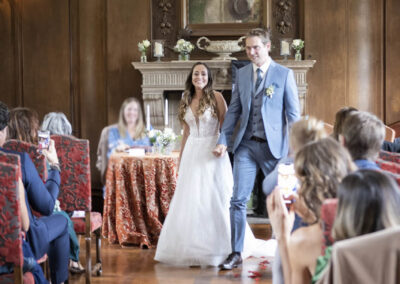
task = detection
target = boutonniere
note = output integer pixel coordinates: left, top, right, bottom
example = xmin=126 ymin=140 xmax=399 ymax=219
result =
xmin=265 ymin=84 xmax=275 ymax=98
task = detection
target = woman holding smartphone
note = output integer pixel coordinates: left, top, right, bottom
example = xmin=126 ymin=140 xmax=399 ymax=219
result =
xmin=267 ymin=137 xmax=356 ymax=284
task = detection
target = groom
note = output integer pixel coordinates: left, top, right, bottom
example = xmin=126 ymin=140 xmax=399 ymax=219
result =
xmin=213 ymin=28 xmax=300 ymax=269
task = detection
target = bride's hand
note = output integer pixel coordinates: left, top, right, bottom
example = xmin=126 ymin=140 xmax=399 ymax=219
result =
xmin=212 ymin=144 xmax=227 ymax=157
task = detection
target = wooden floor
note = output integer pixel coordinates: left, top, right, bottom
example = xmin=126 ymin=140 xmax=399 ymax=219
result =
xmin=69 ymin=224 xmax=273 ymax=284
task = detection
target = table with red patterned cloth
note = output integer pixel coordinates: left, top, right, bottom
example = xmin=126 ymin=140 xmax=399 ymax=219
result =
xmin=102 ymin=152 xmax=179 ymax=248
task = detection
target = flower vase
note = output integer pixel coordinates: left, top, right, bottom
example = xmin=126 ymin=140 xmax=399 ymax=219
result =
xmin=140 ymin=51 xmax=147 ymax=63
xmin=161 ymin=143 xmax=173 ymax=155
xmin=295 ymin=50 xmax=302 ymax=61
xmin=179 ymin=53 xmax=190 ymax=61
xmin=153 ymin=143 xmax=161 ymax=154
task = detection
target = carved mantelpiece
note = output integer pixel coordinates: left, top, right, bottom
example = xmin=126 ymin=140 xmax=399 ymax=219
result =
xmin=132 ymin=60 xmax=315 ymax=129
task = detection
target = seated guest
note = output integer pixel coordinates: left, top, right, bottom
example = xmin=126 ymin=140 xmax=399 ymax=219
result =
xmin=267 ymin=137 xmax=355 ymax=284
xmin=41 ymin=112 xmax=72 ymax=136
xmin=340 ymin=110 xmax=385 ymax=169
xmin=331 ymin=106 xmax=358 ymax=141
xmin=263 ymin=116 xmax=327 ymax=196
xmin=7 ymin=107 xmax=40 ymax=144
xmin=96 ymin=97 xmax=150 ymax=186
xmin=263 ymin=117 xmax=327 ymax=284
xmin=382 ymin=139 xmax=400 ymax=153
xmin=0 ymin=103 xmax=69 ymax=284
xmin=40 ymin=111 xmax=85 ymax=274
xmin=313 ymin=169 xmax=400 ymax=283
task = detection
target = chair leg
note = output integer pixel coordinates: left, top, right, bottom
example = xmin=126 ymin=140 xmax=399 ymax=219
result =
xmin=85 ymin=211 xmax=91 ymax=284
xmin=92 ymin=228 xmax=102 ymax=276
xmin=39 ymin=258 xmax=50 ymax=281
xmin=14 ymin=266 xmax=23 ymax=284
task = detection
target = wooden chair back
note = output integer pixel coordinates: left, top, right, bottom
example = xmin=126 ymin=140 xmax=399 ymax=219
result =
xmin=0 ymin=161 xmax=24 ymax=284
xmin=384 ymin=125 xmax=395 ymax=142
xmin=320 ymin=198 xmax=338 ymax=254
xmin=3 ymin=140 xmax=47 ymax=182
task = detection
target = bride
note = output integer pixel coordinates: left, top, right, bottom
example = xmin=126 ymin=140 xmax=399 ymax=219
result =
xmin=155 ymin=62 xmax=274 ymax=266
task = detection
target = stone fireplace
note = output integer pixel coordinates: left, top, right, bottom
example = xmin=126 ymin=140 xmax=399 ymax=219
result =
xmin=132 ymin=60 xmax=315 ymax=137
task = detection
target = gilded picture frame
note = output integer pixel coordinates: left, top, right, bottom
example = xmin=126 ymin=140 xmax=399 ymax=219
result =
xmin=181 ymin=0 xmax=271 ymax=36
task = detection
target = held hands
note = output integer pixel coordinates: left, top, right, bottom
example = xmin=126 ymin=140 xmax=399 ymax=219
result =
xmin=42 ymin=139 xmax=59 ymax=165
xmin=212 ymin=144 xmax=227 ymax=157
xmin=266 ymin=187 xmax=295 ymax=240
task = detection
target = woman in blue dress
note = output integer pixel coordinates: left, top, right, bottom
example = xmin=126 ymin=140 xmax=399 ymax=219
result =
xmin=97 ymin=97 xmax=150 ymax=194
xmin=107 ymin=97 xmax=150 ymax=156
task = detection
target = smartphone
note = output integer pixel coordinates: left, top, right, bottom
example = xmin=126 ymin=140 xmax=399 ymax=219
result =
xmin=38 ymin=130 xmax=50 ymax=152
xmin=277 ymin=163 xmax=298 ymax=203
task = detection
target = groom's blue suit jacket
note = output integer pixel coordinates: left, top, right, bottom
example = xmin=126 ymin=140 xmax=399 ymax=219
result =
xmin=218 ymin=60 xmax=300 ymax=159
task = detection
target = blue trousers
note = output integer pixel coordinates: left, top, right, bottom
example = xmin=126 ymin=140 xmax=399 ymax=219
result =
xmin=22 ymin=240 xmax=48 ymax=284
xmin=38 ymin=214 xmax=69 ymax=284
xmin=231 ymin=139 xmax=278 ymax=252
xmin=54 ymin=210 xmax=80 ymax=261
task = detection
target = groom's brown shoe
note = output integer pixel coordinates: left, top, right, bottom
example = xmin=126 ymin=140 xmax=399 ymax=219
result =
xmin=219 ymin=252 xmax=242 ymax=270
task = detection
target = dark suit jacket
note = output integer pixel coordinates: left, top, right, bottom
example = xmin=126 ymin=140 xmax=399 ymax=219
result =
xmin=0 ymin=147 xmax=60 ymax=259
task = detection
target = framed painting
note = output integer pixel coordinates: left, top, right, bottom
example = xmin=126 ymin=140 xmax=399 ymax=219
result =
xmin=181 ymin=0 xmax=271 ymax=36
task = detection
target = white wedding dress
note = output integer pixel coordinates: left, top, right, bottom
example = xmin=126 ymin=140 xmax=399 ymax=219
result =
xmin=154 ymin=107 xmax=276 ymax=266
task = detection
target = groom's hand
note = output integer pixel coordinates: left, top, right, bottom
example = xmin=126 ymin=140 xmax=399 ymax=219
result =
xmin=212 ymin=144 xmax=227 ymax=157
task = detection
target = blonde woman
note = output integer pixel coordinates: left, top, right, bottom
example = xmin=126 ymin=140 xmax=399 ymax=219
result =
xmin=96 ymin=97 xmax=150 ymax=187
xmin=107 ymin=97 xmax=150 ymax=155
xmin=267 ymin=137 xmax=356 ymax=284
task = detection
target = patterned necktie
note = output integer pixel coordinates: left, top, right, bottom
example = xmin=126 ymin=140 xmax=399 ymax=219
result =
xmin=255 ymin=68 xmax=262 ymax=91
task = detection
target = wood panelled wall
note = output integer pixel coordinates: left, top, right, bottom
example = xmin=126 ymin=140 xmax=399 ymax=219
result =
xmin=304 ymin=0 xmax=400 ymax=124
xmin=385 ymin=0 xmax=400 ymax=124
xmin=0 ymin=0 xmax=151 ymax=197
xmin=0 ymin=0 xmax=399 ymax=199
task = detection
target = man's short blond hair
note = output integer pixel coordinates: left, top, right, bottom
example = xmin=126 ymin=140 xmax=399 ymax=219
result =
xmin=342 ymin=111 xmax=385 ymax=161
xmin=246 ymin=28 xmax=271 ymax=44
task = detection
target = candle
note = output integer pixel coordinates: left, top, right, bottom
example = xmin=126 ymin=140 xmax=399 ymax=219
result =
xmin=164 ymin=98 xmax=168 ymax=126
xmin=281 ymin=40 xmax=290 ymax=55
xmin=146 ymin=104 xmax=151 ymax=131
xmin=154 ymin=42 xmax=163 ymax=57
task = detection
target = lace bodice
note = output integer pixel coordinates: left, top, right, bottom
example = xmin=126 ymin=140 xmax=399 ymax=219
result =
xmin=184 ymin=107 xmax=219 ymax=138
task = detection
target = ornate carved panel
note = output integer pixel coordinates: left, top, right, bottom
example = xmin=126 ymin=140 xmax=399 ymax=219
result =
xmin=269 ymin=0 xmax=299 ymax=58
xmin=151 ymin=0 xmax=180 ymax=59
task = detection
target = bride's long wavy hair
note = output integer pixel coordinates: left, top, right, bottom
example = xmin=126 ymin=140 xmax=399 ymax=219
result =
xmin=178 ymin=62 xmax=217 ymax=123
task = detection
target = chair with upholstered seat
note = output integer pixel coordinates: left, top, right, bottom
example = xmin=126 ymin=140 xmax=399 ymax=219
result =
xmin=388 ymin=121 xmax=400 ymax=138
xmin=2 ymin=139 xmax=47 ymax=183
xmin=320 ymin=198 xmax=338 ymax=254
xmin=0 ymin=160 xmax=34 ymax=284
xmin=0 ymin=146 xmax=51 ymax=280
xmin=323 ymin=123 xmax=334 ymax=136
xmin=384 ymin=125 xmax=395 ymax=142
xmin=379 ymin=150 xmax=400 ymax=164
xmin=51 ymin=134 xmax=102 ymax=283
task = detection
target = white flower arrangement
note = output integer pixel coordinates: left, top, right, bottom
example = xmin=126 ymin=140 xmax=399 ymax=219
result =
xmin=148 ymin=129 xmax=162 ymax=145
xmin=138 ymin=39 xmax=151 ymax=52
xmin=174 ymin=39 xmax=195 ymax=54
xmin=291 ymin=39 xmax=304 ymax=51
xmin=265 ymin=85 xmax=275 ymax=98
xmin=156 ymin=128 xmax=177 ymax=147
